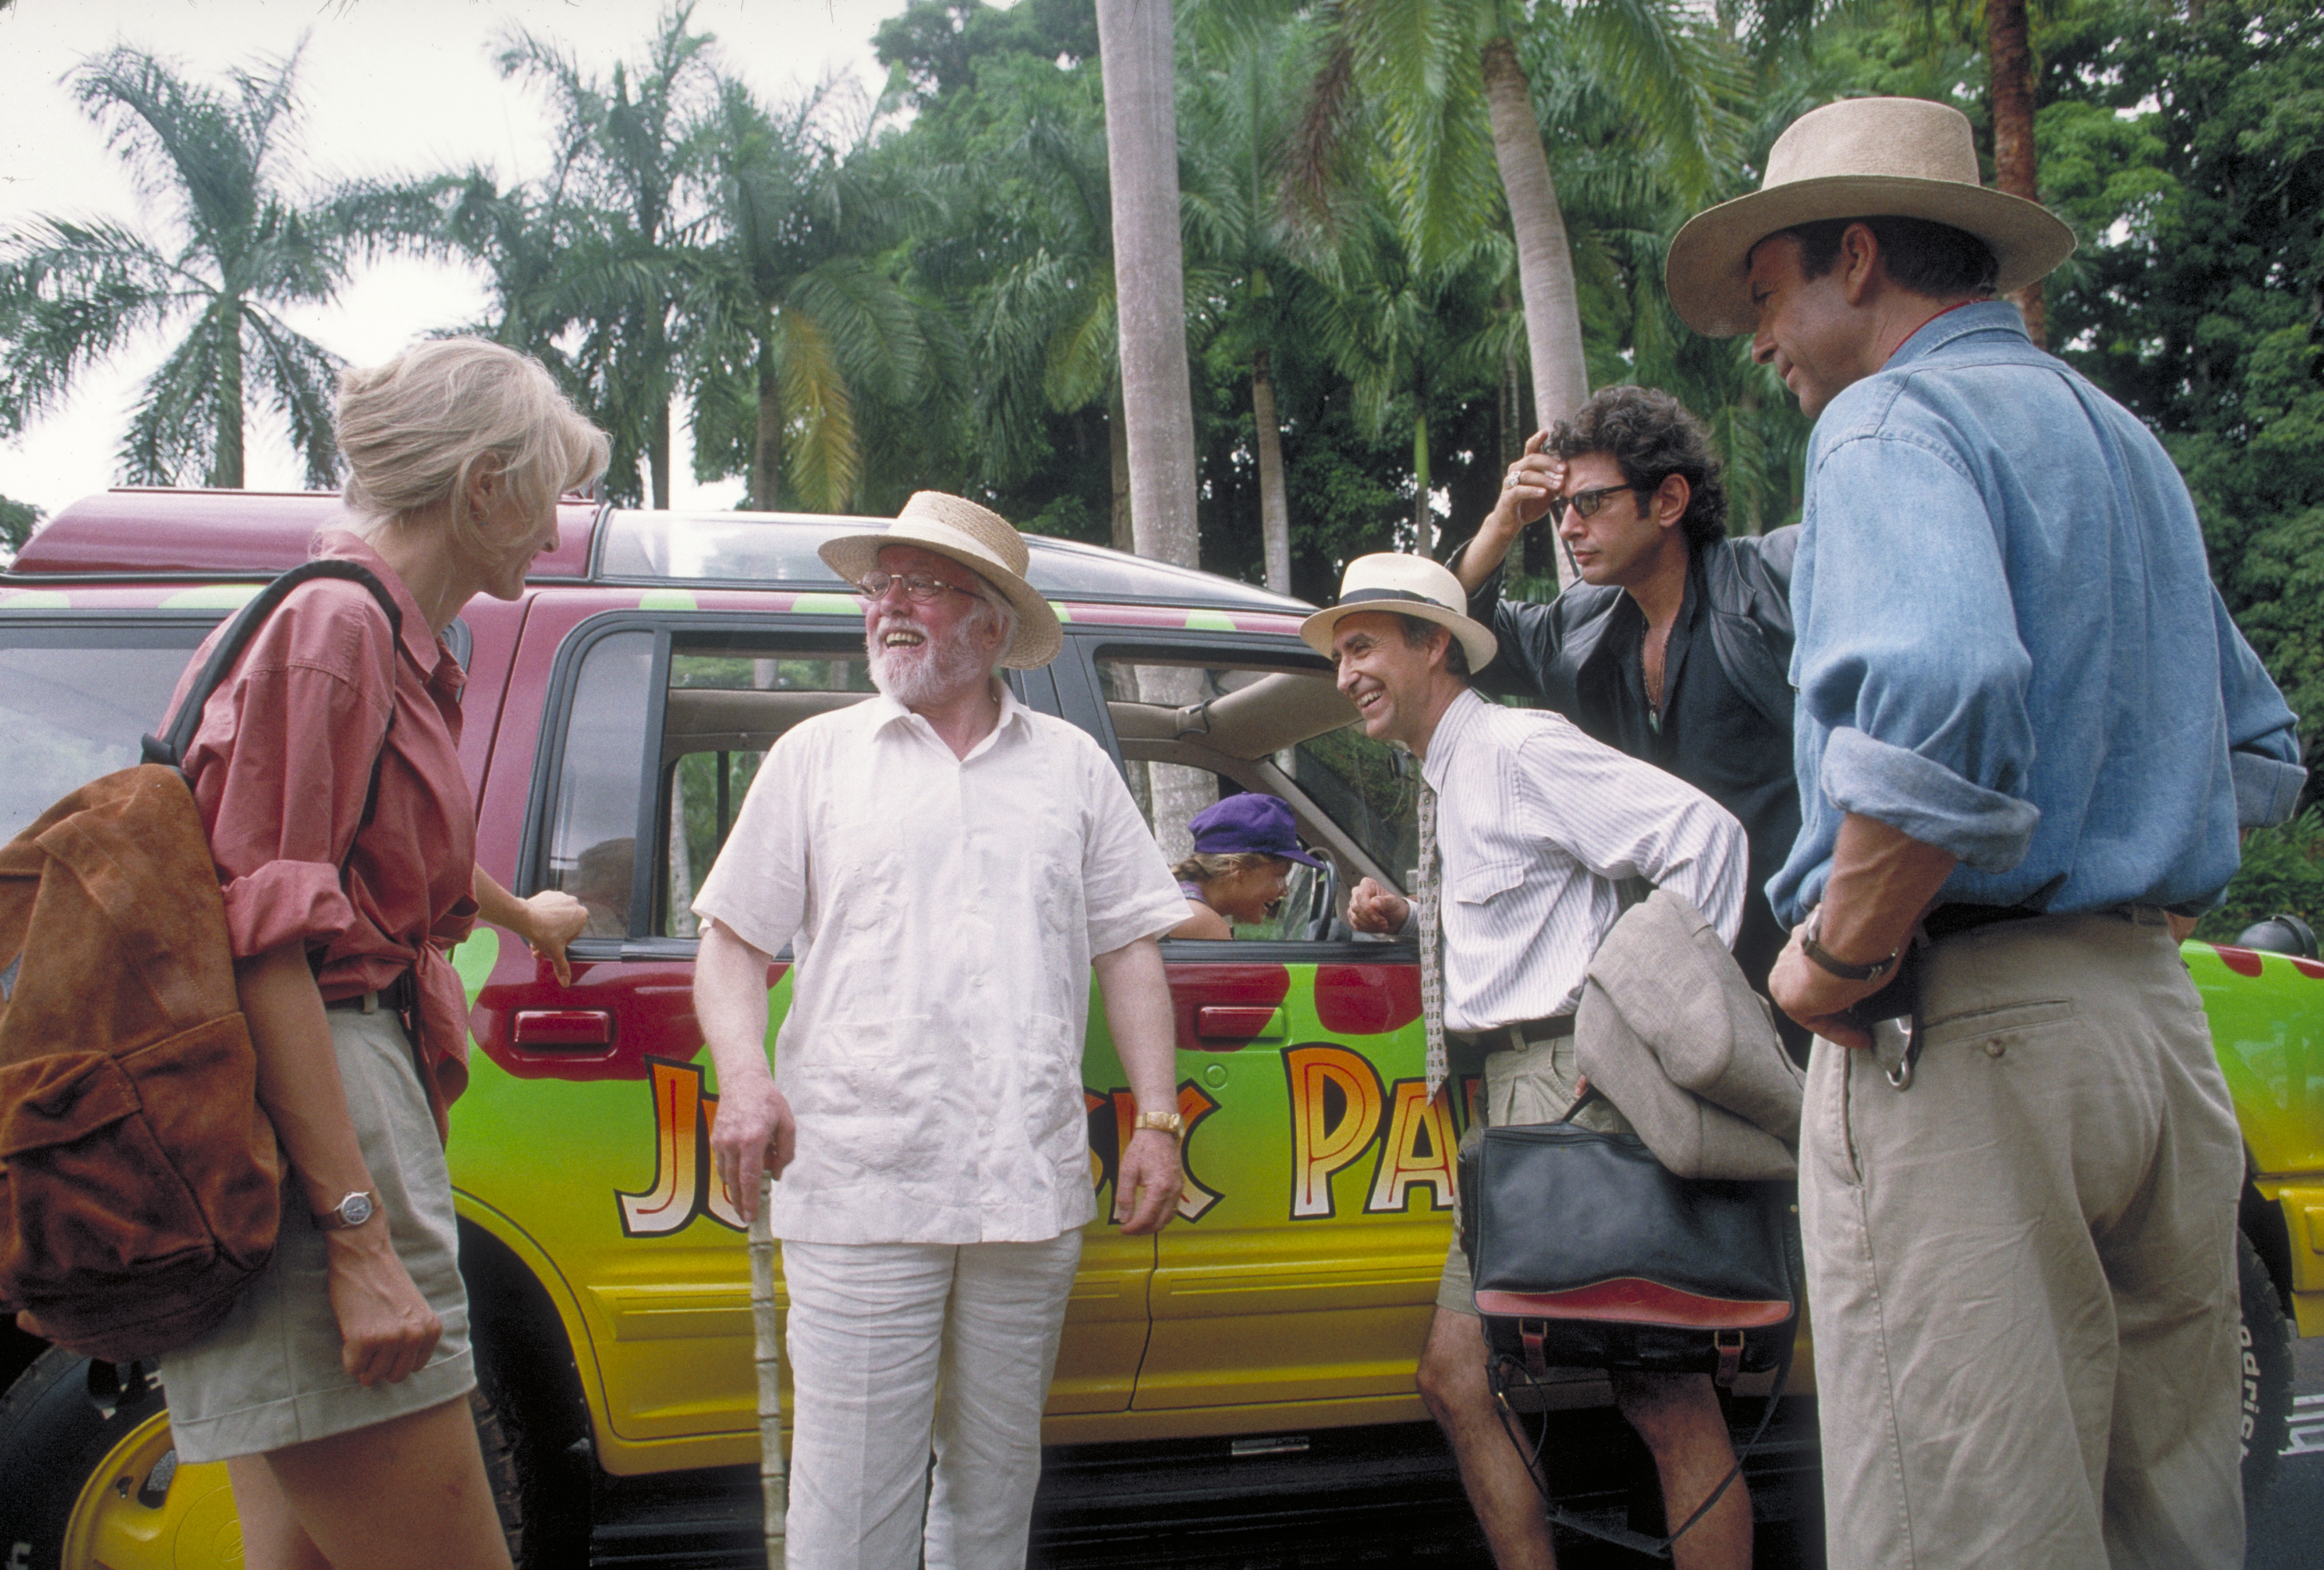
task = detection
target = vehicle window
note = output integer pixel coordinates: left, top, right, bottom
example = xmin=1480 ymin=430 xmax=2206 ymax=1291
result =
xmin=1093 ymin=649 xmax=1421 ymax=918
xmin=656 ymin=644 xmax=876 ymax=938
xmin=1288 ymin=724 xmax=1421 ymax=887
xmin=0 ymin=622 xmax=211 ymax=842
xmin=541 ymin=630 xmax=656 ymax=935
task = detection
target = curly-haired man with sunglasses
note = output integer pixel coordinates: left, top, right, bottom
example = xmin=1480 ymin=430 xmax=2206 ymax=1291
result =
xmin=1452 ymin=384 xmax=1805 ymax=1054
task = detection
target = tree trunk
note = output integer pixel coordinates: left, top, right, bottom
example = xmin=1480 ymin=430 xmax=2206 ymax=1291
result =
xmin=1481 ymin=35 xmax=1581 ymax=589
xmin=1412 ymin=401 xmax=1433 ymax=557
xmin=751 ymin=325 xmax=782 ymax=511
xmin=212 ymin=303 xmax=245 ymax=489
xmin=1987 ymin=0 xmax=2045 ymax=347
xmin=1108 ymin=379 xmax=1135 ymax=554
xmin=1251 ymin=349 xmax=1291 ymax=594
xmin=652 ymin=391 xmax=674 ymax=510
xmin=1097 ymin=0 xmax=1200 ymax=572
xmin=1501 ymin=344 xmax=1525 ymax=580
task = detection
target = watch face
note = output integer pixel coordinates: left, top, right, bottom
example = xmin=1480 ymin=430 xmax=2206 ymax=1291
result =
xmin=339 ymin=1191 xmax=376 ymax=1227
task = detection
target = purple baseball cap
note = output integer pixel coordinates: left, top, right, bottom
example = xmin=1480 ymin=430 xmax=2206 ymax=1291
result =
xmin=1187 ymin=795 xmax=1326 ymax=867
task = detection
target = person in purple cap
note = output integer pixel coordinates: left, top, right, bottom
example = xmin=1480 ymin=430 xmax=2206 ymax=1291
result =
xmin=1168 ymin=794 xmax=1326 ymax=939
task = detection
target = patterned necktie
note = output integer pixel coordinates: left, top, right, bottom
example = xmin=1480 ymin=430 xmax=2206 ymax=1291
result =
xmin=1417 ymin=776 xmax=1446 ymax=1104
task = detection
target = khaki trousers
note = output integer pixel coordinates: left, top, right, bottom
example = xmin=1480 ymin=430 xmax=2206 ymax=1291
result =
xmin=1801 ymin=910 xmax=2244 ymax=1569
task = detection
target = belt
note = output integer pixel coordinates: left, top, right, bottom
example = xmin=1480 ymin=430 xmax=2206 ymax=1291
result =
xmin=1923 ymin=901 xmax=2171 ymax=943
xmin=323 ymin=970 xmax=416 ymax=1013
xmin=1450 ymin=1014 xmax=1576 ymax=1051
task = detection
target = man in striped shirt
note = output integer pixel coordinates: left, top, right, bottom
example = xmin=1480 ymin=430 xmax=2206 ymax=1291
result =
xmin=1306 ymin=554 xmax=1756 ymax=1570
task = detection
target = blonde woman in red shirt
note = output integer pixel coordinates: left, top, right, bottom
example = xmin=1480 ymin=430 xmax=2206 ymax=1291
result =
xmin=159 ymin=339 xmax=607 ymax=1570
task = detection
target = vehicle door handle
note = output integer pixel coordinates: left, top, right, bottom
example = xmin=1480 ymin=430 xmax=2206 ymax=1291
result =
xmin=513 ymin=1009 xmax=615 ymax=1048
xmin=1196 ymin=1005 xmax=1285 ymax=1041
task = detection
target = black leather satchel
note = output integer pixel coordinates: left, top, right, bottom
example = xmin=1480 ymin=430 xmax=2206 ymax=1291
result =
xmin=1459 ymin=1114 xmax=1797 ymax=1385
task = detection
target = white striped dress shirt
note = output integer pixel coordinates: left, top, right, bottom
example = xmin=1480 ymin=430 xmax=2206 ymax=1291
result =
xmin=1421 ymin=687 xmax=1747 ymax=1033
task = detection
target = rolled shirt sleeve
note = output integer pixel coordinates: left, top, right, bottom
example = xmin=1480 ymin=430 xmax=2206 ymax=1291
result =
xmin=186 ymin=646 xmax=395 ymax=961
xmin=1793 ymin=432 xmax=2042 ymax=872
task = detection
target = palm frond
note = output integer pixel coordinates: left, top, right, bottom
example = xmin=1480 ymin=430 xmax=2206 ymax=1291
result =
xmin=772 ymin=307 xmax=860 ymax=512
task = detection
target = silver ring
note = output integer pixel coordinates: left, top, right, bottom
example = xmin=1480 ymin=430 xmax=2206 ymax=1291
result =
xmin=1503 ymin=474 xmax=1517 ymax=490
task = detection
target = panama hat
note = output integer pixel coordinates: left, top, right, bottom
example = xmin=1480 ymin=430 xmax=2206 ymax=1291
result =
xmin=1300 ymin=553 xmax=1497 ymax=674
xmin=819 ymin=492 xmax=1063 ymax=669
xmin=1666 ymin=97 xmax=2077 ymax=339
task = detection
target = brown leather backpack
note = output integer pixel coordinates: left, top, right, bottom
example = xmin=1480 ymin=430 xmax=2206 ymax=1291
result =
xmin=0 ymin=560 xmax=397 ymax=1360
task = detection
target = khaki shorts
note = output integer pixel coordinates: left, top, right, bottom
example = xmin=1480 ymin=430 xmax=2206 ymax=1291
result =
xmin=159 ymin=1006 xmax=474 ymax=1463
xmin=1436 ymin=1032 xmax=1633 ymax=1316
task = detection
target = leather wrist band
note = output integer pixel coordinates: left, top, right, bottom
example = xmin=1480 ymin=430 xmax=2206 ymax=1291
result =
xmin=1802 ymin=908 xmax=1901 ymax=983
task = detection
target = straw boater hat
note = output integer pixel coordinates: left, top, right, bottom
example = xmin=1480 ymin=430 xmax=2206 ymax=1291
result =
xmin=1299 ymin=554 xmax=1497 ymax=673
xmin=819 ymin=492 xmax=1062 ymax=669
xmin=1666 ymin=96 xmax=2077 ymax=339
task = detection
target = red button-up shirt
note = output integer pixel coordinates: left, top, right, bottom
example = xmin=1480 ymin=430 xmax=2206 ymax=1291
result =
xmin=169 ymin=533 xmax=479 ymax=1136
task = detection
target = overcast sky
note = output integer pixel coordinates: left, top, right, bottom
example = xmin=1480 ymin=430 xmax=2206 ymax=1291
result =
xmin=0 ymin=0 xmax=916 ymax=519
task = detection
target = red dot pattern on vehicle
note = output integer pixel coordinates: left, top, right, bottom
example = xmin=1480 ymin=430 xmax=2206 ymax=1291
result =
xmin=1313 ymin=964 xmax=1422 ymax=1035
xmin=2213 ymin=945 xmax=2267 ymax=977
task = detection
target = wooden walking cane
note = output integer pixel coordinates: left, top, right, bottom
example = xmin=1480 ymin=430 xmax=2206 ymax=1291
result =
xmin=750 ymin=1177 xmax=788 ymax=1568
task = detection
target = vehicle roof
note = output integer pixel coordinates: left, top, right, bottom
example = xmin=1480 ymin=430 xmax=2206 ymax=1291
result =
xmin=5 ymin=488 xmax=1315 ymax=615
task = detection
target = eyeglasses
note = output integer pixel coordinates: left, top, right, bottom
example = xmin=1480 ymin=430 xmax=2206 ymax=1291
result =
xmin=856 ymin=572 xmax=974 ymax=605
xmin=1555 ymin=484 xmax=1643 ymax=521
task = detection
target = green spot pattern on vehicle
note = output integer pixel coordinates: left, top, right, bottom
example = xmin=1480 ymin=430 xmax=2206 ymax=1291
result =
xmin=638 ymin=589 xmax=698 ymax=611
xmin=1052 ymin=603 xmax=1074 ymax=621
xmin=161 ymin=584 xmax=263 ymax=609
xmin=1186 ymin=610 xmax=1236 ymax=631
xmin=451 ymin=926 xmax=502 ymax=1008
xmin=790 ymin=593 xmax=859 ymax=617
xmin=0 ymin=589 xmax=71 ymax=609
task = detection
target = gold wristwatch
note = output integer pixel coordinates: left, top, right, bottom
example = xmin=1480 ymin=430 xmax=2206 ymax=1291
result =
xmin=1131 ymin=1109 xmax=1185 ymax=1136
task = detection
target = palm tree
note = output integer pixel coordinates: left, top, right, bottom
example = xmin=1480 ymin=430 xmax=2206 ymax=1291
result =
xmin=495 ymin=5 xmax=719 ymax=508
xmin=1181 ymin=6 xmax=1322 ymax=593
xmin=1095 ymin=0 xmax=1203 ymax=573
xmin=1306 ymin=193 xmax=1511 ymax=557
xmin=686 ymin=80 xmax=940 ymax=512
xmin=1289 ymin=0 xmax=1737 ymax=582
xmin=0 ymin=43 xmax=396 ymax=487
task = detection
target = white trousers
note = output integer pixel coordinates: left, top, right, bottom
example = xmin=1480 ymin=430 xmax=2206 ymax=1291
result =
xmin=780 ymin=1231 xmax=1084 ymax=1570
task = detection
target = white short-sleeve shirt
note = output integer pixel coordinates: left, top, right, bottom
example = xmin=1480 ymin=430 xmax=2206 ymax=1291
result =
xmin=690 ymin=684 xmax=1187 ymax=1244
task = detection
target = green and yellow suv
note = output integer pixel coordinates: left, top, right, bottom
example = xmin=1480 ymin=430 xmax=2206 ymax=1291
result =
xmin=0 ymin=490 xmax=2315 ymax=1568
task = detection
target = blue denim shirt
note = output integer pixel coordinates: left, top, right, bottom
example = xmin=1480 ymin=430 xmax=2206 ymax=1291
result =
xmin=1768 ymin=301 xmax=2304 ymax=926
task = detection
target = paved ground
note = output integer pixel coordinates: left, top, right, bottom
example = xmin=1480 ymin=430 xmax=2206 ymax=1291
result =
xmin=2247 ymin=1331 xmax=2324 ymax=1570
xmin=1028 ymin=1336 xmax=2324 ymax=1569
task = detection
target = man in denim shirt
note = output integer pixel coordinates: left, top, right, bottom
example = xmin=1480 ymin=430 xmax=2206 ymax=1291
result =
xmin=1668 ymin=97 xmax=2303 ymax=1568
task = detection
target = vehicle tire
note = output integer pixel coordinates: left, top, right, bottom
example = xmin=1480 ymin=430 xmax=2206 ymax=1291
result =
xmin=0 ymin=1348 xmax=522 ymax=1570
xmin=2239 ymin=1228 xmax=2294 ymax=1512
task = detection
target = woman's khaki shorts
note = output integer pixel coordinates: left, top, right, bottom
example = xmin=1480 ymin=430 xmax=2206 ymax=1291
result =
xmin=159 ymin=1005 xmax=474 ymax=1463
xmin=1437 ymin=1033 xmax=1633 ymax=1315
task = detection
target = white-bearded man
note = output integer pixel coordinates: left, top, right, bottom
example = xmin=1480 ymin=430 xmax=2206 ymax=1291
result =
xmin=691 ymin=493 xmax=1192 ymax=1570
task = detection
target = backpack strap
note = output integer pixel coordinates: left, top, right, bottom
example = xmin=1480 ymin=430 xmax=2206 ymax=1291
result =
xmin=142 ymin=560 xmax=403 ymax=771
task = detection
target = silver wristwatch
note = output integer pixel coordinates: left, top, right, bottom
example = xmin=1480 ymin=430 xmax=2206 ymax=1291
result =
xmin=311 ymin=1190 xmax=379 ymax=1231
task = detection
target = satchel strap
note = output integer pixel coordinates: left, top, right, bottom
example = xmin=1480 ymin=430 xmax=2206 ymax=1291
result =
xmin=143 ymin=559 xmax=403 ymax=771
xmin=1485 ymin=1207 xmax=1807 ymax=1560
xmin=1490 ymin=1341 xmax=1795 ymax=1561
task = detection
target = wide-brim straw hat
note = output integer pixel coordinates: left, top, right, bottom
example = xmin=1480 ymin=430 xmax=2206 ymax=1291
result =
xmin=1300 ymin=553 xmax=1497 ymax=674
xmin=819 ymin=492 xmax=1063 ymax=669
xmin=1667 ymin=97 xmax=2077 ymax=339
